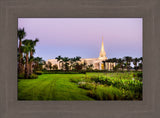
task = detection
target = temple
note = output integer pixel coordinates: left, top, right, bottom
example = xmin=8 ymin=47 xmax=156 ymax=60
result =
xmin=47 ymin=37 xmax=115 ymax=70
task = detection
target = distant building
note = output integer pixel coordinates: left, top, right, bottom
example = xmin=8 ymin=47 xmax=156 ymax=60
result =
xmin=47 ymin=37 xmax=115 ymax=70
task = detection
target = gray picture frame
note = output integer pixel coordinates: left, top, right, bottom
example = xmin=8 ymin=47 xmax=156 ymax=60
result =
xmin=0 ymin=0 xmax=160 ymax=118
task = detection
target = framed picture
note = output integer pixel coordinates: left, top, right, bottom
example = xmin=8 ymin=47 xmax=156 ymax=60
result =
xmin=17 ymin=18 xmax=143 ymax=101
xmin=0 ymin=0 xmax=160 ymax=118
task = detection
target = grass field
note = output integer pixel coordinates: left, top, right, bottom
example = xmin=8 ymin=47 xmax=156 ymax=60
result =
xmin=18 ymin=72 xmax=142 ymax=100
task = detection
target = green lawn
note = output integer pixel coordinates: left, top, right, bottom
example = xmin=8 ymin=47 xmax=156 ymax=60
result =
xmin=18 ymin=74 xmax=94 ymax=100
xmin=18 ymin=72 xmax=142 ymax=100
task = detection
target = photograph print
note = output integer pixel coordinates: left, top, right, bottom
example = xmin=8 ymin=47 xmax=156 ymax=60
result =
xmin=17 ymin=18 xmax=143 ymax=100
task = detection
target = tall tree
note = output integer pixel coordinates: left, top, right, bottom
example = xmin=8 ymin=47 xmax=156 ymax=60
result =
xmin=72 ymin=56 xmax=81 ymax=70
xmin=82 ymin=60 xmax=87 ymax=70
xmin=22 ymin=40 xmax=31 ymax=79
xmin=133 ymin=58 xmax=139 ymax=71
xmin=70 ymin=58 xmax=75 ymax=70
xmin=138 ymin=57 xmax=143 ymax=70
xmin=139 ymin=57 xmax=143 ymax=63
xmin=62 ymin=57 xmax=70 ymax=71
xmin=117 ymin=58 xmax=124 ymax=71
xmin=138 ymin=63 xmax=143 ymax=70
xmin=124 ymin=56 xmax=132 ymax=71
xmin=29 ymin=38 xmax=39 ymax=75
xmin=112 ymin=57 xmax=118 ymax=63
xmin=47 ymin=61 xmax=52 ymax=70
xmin=87 ymin=64 xmax=94 ymax=71
xmin=53 ymin=64 xmax=58 ymax=70
xmin=17 ymin=28 xmax=26 ymax=74
xmin=55 ymin=55 xmax=62 ymax=70
xmin=74 ymin=63 xmax=83 ymax=71
xmin=75 ymin=56 xmax=81 ymax=61
xmin=33 ymin=57 xmax=45 ymax=71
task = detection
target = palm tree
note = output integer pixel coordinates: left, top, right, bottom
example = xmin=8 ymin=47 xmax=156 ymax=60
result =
xmin=73 ymin=56 xmax=81 ymax=70
xmin=74 ymin=63 xmax=83 ymax=71
xmin=87 ymin=64 xmax=94 ymax=70
xmin=133 ymin=58 xmax=139 ymax=71
xmin=22 ymin=40 xmax=31 ymax=79
xmin=82 ymin=60 xmax=87 ymax=70
xmin=112 ymin=58 xmax=118 ymax=63
xmin=53 ymin=64 xmax=58 ymax=70
xmin=47 ymin=61 xmax=52 ymax=70
xmin=29 ymin=39 xmax=39 ymax=75
xmin=72 ymin=57 xmax=77 ymax=69
xmin=138 ymin=57 xmax=143 ymax=70
xmin=138 ymin=63 xmax=143 ymax=70
xmin=139 ymin=57 xmax=143 ymax=63
xmin=105 ymin=58 xmax=117 ymax=71
xmin=118 ymin=58 xmax=124 ymax=71
xmin=75 ymin=56 xmax=81 ymax=61
xmin=55 ymin=55 xmax=62 ymax=70
xmin=69 ymin=56 xmax=81 ymax=70
xmin=17 ymin=28 xmax=26 ymax=74
xmin=33 ymin=57 xmax=45 ymax=71
xmin=124 ymin=56 xmax=132 ymax=71
xmin=41 ymin=60 xmax=46 ymax=70
xmin=62 ymin=57 xmax=70 ymax=71
xmin=70 ymin=58 xmax=75 ymax=70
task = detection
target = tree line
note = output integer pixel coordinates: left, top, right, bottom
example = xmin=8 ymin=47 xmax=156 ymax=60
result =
xmin=18 ymin=28 xmax=45 ymax=79
xmin=103 ymin=56 xmax=143 ymax=71
xmin=45 ymin=56 xmax=142 ymax=72
xmin=45 ymin=56 xmax=93 ymax=71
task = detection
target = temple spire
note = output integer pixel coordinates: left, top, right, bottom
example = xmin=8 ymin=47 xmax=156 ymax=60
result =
xmin=99 ymin=36 xmax=107 ymax=59
xmin=101 ymin=36 xmax=104 ymax=52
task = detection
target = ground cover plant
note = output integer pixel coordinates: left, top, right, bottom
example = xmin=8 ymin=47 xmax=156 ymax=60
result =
xmin=74 ymin=72 xmax=142 ymax=100
xmin=18 ymin=72 xmax=142 ymax=100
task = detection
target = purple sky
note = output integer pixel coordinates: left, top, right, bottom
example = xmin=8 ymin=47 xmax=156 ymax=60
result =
xmin=18 ymin=18 xmax=142 ymax=61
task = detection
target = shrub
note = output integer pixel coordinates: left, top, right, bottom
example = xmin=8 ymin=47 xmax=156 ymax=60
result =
xmin=87 ymin=85 xmax=141 ymax=100
xmin=87 ymin=85 xmax=123 ymax=100
xmin=90 ymin=75 xmax=143 ymax=93
xmin=137 ymin=72 xmax=142 ymax=77
xmin=89 ymin=76 xmax=97 ymax=81
xmin=35 ymin=71 xmax=43 ymax=75
xmin=29 ymin=74 xmax=38 ymax=79
xmin=133 ymin=72 xmax=143 ymax=80
xmin=70 ymin=77 xmax=83 ymax=83
xmin=122 ymin=90 xmax=135 ymax=100
xmin=79 ymin=70 xmax=86 ymax=74
xmin=18 ymin=73 xmax=25 ymax=79
xmin=78 ymin=82 xmax=96 ymax=90
xmin=71 ymin=72 xmax=142 ymax=100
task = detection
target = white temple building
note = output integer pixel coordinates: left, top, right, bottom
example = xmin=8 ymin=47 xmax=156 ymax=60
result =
xmin=46 ymin=37 xmax=115 ymax=70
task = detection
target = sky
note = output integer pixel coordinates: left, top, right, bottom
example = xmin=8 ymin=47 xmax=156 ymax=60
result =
xmin=18 ymin=18 xmax=142 ymax=61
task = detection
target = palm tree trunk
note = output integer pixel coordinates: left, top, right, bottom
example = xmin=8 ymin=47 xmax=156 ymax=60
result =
xmin=127 ymin=62 xmax=129 ymax=71
xmin=18 ymin=39 xmax=23 ymax=74
xmin=29 ymin=63 xmax=31 ymax=75
xmin=19 ymin=39 xmax=22 ymax=54
xmin=21 ymin=53 xmax=24 ymax=73
xmin=135 ymin=63 xmax=138 ymax=71
xmin=29 ymin=51 xmax=33 ymax=75
xmin=25 ymin=53 xmax=29 ymax=79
